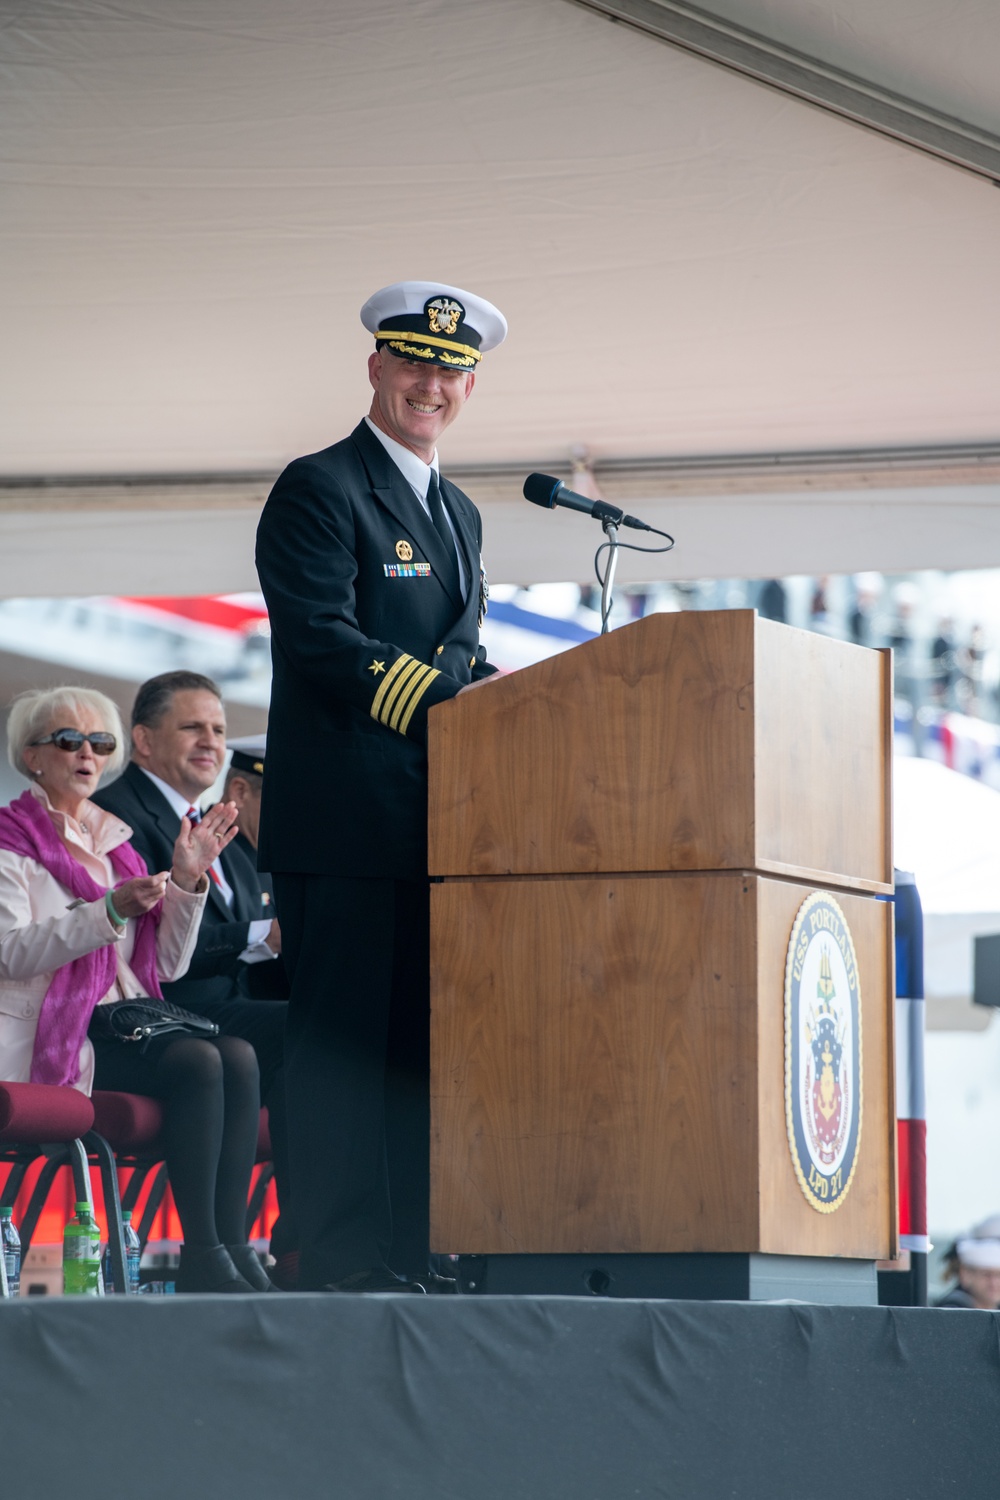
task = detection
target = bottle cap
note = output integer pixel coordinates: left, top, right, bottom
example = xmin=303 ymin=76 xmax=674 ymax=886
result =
xmin=0 ymin=1206 xmax=11 ymax=1216
xmin=123 ymin=1211 xmax=132 ymax=1223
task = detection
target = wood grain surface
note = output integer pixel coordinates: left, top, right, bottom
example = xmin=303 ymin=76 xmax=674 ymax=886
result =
xmin=428 ymin=611 xmax=891 ymax=891
xmin=431 ymin=873 xmax=761 ymax=1255
xmin=754 ymin=619 xmax=892 ymax=889
xmin=429 ymin=611 xmax=757 ymax=877
xmin=430 ymin=873 xmax=894 ymax=1258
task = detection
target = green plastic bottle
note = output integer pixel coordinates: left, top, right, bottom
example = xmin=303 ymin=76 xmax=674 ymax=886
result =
xmin=63 ymin=1202 xmax=102 ymax=1296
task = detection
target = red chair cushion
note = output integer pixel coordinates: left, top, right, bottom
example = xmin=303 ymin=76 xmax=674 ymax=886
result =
xmin=0 ymin=1082 xmax=95 ymax=1144
xmin=90 ymin=1091 xmax=165 ymax=1151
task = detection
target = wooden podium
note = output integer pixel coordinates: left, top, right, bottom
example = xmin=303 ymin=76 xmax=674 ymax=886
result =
xmin=427 ymin=610 xmax=896 ymax=1300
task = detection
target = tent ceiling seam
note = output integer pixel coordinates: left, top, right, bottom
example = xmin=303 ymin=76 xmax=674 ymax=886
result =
xmin=3 ymin=444 xmax=1000 ymax=511
xmin=570 ymin=0 xmax=1000 ymax=183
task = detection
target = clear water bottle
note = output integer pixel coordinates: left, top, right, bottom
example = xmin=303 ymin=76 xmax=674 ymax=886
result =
xmin=101 ymin=1213 xmax=142 ymax=1294
xmin=63 ymin=1202 xmax=102 ymax=1296
xmin=0 ymin=1205 xmax=20 ymax=1297
xmin=123 ymin=1211 xmax=141 ymax=1295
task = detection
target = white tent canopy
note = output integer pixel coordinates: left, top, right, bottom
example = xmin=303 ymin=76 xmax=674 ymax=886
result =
xmin=895 ymin=758 xmax=1000 ymax=917
xmin=3 ymin=0 xmax=1000 ymax=593
xmin=894 ymin=756 xmax=1000 ymax=1018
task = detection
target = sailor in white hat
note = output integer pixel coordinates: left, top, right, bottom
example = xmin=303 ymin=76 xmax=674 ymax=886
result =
xmin=361 ymin=280 xmax=506 ymax=473
xmin=256 ymin=279 xmax=506 ymax=1294
xmin=936 ymin=1216 xmax=1000 ymax=1309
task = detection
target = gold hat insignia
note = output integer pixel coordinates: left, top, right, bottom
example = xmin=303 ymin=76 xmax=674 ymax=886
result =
xmin=426 ymin=298 xmax=463 ymax=337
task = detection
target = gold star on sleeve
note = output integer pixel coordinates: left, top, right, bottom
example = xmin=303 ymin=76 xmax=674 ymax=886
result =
xmin=368 ymin=659 xmax=386 ymax=675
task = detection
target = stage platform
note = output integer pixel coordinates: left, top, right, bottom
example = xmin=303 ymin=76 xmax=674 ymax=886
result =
xmin=3 ymin=1295 xmax=998 ymax=1498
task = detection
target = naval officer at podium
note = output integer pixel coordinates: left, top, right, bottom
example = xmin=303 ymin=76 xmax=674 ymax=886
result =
xmin=256 ymin=280 xmax=506 ymax=1293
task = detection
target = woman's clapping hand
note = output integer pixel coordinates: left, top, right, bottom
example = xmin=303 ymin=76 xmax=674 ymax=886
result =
xmin=109 ymin=872 xmax=170 ymax=919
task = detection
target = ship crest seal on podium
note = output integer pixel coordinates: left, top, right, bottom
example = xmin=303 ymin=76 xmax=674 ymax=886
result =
xmin=784 ymin=892 xmax=863 ymax=1213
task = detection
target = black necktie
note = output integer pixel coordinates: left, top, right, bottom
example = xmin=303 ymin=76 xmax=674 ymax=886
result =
xmin=426 ymin=470 xmax=460 ymax=596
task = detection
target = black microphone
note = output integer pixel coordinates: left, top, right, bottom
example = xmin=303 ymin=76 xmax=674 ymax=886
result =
xmin=522 ymin=473 xmax=652 ymax=531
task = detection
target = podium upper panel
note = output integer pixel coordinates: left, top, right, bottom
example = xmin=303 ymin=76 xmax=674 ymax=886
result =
xmin=753 ymin=617 xmax=892 ymax=890
xmin=428 ymin=611 xmax=891 ymax=891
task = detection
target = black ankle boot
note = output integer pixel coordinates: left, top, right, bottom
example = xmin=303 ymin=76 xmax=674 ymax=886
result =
xmin=177 ymin=1244 xmax=254 ymax=1294
xmin=226 ymin=1244 xmax=281 ymax=1293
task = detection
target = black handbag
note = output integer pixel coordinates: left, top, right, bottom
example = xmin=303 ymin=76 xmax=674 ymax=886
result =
xmin=88 ymin=999 xmax=220 ymax=1051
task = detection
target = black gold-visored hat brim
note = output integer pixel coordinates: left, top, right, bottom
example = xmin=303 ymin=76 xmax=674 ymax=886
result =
xmin=378 ymin=337 xmax=480 ymax=369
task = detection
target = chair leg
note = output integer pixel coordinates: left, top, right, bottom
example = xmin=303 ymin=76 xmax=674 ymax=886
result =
xmin=121 ymin=1162 xmax=150 ymax=1216
xmin=67 ymin=1137 xmax=94 ymax=1211
xmin=85 ymin=1131 xmax=127 ymax=1295
xmin=136 ymin=1162 xmax=169 ymax=1252
xmin=0 ymin=1160 xmax=29 ymax=1212
xmin=245 ymin=1162 xmax=274 ymax=1241
xmin=18 ymin=1148 xmax=68 ymax=1254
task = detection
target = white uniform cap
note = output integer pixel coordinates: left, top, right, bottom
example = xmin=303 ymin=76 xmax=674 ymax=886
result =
xmin=360 ymin=280 xmax=507 ymax=370
xmin=956 ymin=1237 xmax=1000 ymax=1270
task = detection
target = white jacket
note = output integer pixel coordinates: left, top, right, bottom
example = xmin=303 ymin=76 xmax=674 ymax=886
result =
xmin=0 ymin=786 xmax=207 ymax=1092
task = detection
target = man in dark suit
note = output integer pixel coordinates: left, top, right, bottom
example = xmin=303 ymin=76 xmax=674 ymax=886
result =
xmin=223 ymin=735 xmax=267 ymax=870
xmin=256 ymin=280 xmax=505 ymax=1292
xmin=223 ymin=734 xmax=288 ymax=1002
xmin=93 ymin=671 xmax=294 ymax=1263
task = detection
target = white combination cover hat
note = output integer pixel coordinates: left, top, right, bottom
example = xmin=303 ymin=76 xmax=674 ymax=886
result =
xmin=360 ymin=280 xmax=507 ymax=369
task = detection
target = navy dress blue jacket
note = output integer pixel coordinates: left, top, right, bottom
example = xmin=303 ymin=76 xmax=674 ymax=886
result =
xmin=255 ymin=420 xmax=495 ymax=881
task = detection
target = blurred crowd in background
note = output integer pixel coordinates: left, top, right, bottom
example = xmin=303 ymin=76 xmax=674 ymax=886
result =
xmin=565 ymin=568 xmax=1000 ymax=740
xmin=2 ymin=568 xmax=998 ymax=747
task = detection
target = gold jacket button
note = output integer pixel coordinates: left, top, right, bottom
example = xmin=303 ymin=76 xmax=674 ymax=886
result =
xmin=436 ymin=645 xmax=444 ymax=655
xmin=469 ymin=657 xmax=476 ymax=668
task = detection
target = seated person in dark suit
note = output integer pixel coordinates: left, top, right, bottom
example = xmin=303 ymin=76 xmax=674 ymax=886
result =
xmin=93 ymin=671 xmax=295 ymax=1270
xmin=222 ymin=735 xmax=288 ymax=1002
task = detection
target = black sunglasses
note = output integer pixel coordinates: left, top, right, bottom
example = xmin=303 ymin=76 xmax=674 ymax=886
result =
xmin=30 ymin=729 xmax=117 ymax=756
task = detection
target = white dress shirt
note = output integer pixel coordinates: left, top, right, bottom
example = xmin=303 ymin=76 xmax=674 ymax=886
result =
xmin=363 ymin=417 xmax=468 ymax=597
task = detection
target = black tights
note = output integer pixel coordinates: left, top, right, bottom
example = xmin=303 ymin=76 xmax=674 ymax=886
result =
xmin=91 ymin=1034 xmax=260 ymax=1247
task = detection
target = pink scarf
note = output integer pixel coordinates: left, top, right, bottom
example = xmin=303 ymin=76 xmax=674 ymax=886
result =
xmin=0 ymin=790 xmax=163 ymax=1086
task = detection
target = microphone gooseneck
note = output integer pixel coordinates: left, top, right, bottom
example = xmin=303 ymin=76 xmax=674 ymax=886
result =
xmin=521 ymin=470 xmax=676 ymax=635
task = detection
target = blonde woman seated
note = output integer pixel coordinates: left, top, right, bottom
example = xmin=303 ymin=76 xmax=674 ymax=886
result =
xmin=0 ymin=686 xmax=274 ymax=1294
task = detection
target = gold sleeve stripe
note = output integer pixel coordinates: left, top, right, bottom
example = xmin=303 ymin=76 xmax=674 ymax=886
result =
xmin=397 ymin=667 xmax=442 ymax=736
xmin=389 ymin=665 xmax=440 ymax=734
xmin=371 ymin=654 xmax=413 ymax=720
xmin=380 ymin=659 xmax=427 ymax=725
xmin=374 ymin=329 xmax=482 ymax=362
xmin=370 ymin=652 xmax=443 ymax=734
